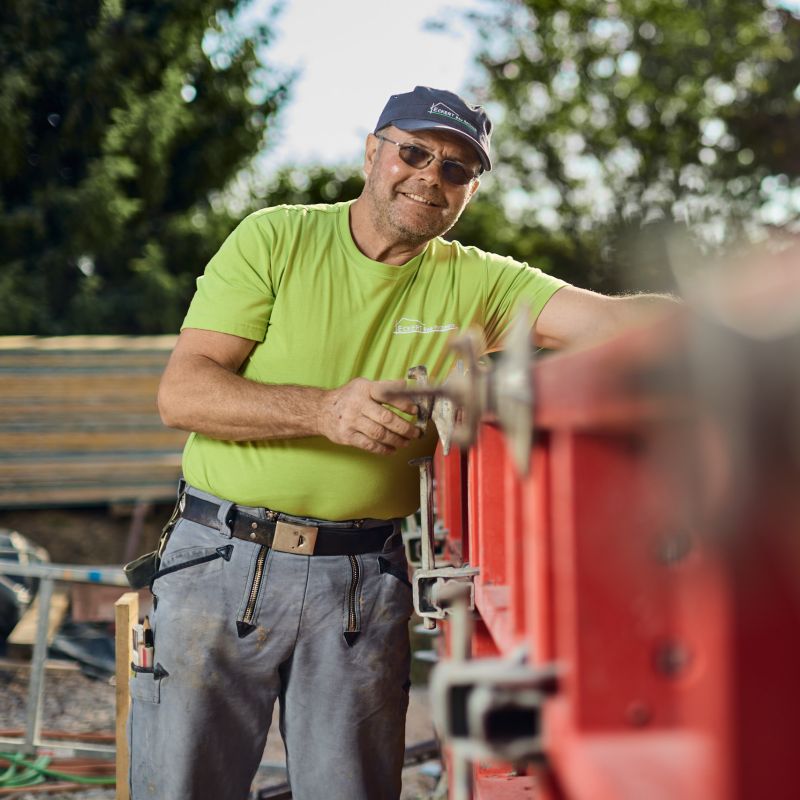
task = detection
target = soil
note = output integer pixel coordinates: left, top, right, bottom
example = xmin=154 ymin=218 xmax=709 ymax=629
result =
xmin=0 ymin=504 xmax=174 ymax=566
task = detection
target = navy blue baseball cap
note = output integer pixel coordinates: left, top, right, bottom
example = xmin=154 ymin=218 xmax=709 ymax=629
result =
xmin=374 ymin=86 xmax=492 ymax=172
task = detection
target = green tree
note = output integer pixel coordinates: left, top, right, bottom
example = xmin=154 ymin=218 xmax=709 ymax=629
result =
xmin=257 ymin=165 xmax=366 ymax=207
xmin=458 ymin=0 xmax=800 ymax=292
xmin=0 ymin=0 xmax=289 ymax=334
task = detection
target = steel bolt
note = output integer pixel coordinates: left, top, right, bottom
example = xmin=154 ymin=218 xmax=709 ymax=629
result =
xmin=656 ymin=531 xmax=693 ymax=565
xmin=626 ymin=701 xmax=652 ymax=727
xmin=655 ymin=642 xmax=693 ymax=677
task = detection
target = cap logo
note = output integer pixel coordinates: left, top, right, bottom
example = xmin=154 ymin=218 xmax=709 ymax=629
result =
xmin=427 ymin=102 xmax=478 ymax=136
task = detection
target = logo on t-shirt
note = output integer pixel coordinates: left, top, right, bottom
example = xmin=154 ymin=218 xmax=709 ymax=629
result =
xmin=393 ymin=317 xmax=457 ymax=335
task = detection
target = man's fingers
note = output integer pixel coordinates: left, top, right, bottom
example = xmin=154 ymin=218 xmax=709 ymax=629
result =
xmin=322 ymin=378 xmax=426 ymax=453
xmin=358 ymin=417 xmax=414 ymax=449
xmin=364 ymin=405 xmax=420 ymax=442
xmin=371 ymin=380 xmax=419 ymax=415
xmin=365 ymin=406 xmax=420 ymax=439
xmin=351 ymin=431 xmax=395 ymax=456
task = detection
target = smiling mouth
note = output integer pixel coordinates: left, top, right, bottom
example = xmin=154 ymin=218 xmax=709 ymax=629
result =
xmin=399 ymin=191 xmax=442 ymax=208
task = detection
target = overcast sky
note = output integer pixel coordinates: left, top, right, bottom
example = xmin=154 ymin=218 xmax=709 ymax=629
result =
xmin=245 ymin=0 xmax=487 ymax=169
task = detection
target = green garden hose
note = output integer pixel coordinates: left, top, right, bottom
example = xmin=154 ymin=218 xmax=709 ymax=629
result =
xmin=0 ymin=751 xmax=116 ymax=788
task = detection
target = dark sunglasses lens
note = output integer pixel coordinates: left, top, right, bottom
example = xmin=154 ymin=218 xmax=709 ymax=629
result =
xmin=398 ymin=144 xmax=431 ymax=169
xmin=396 ymin=142 xmax=475 ymax=185
xmin=441 ymin=161 xmax=473 ymax=185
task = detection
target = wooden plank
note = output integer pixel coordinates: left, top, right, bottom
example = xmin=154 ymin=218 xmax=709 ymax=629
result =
xmin=0 ymin=336 xmax=186 ymax=508
xmin=0 ymin=335 xmax=176 ymax=350
xmin=0 ymin=375 xmax=162 ymax=398
xmin=0 ymin=454 xmax=182 ymax=474
xmin=0 ymin=483 xmax=181 ymax=506
xmin=114 ymin=592 xmax=139 ymax=800
xmin=7 ymin=589 xmax=70 ymax=658
xmin=0 ymin=357 xmax=165 ymax=368
xmin=0 ymin=403 xmax=166 ymax=420
xmin=0 ymin=429 xmax=187 ymax=453
xmin=0 ymin=352 xmax=170 ymax=367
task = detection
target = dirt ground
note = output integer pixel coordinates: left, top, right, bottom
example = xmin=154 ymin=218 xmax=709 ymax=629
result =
xmin=0 ymin=506 xmax=441 ymax=799
xmin=0 ymin=504 xmax=174 ymax=566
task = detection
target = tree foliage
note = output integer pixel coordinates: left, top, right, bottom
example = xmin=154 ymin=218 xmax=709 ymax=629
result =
xmin=257 ymin=165 xmax=366 ymax=208
xmin=462 ymin=0 xmax=800 ymax=292
xmin=0 ymin=0 xmax=289 ymax=334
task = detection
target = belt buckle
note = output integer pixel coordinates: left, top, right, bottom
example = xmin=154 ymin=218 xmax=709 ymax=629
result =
xmin=273 ymin=521 xmax=318 ymax=555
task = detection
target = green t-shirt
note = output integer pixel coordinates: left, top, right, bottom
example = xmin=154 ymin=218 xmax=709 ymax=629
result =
xmin=181 ymin=200 xmax=565 ymax=520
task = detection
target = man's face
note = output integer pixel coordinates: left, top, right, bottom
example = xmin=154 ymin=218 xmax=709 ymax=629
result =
xmin=361 ymin=125 xmax=481 ymax=246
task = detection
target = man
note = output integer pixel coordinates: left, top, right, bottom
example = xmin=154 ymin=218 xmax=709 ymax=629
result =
xmin=129 ymin=86 xmax=672 ymax=800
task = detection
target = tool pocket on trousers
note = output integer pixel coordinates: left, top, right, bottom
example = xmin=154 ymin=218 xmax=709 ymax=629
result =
xmin=153 ymin=544 xmax=232 ymax=583
xmin=372 ymin=545 xmax=414 ymax=624
xmin=129 ymin=664 xmax=168 ymax=704
xmin=378 ymin=554 xmax=412 ymax=588
xmin=151 ymin=519 xmax=233 ymax=590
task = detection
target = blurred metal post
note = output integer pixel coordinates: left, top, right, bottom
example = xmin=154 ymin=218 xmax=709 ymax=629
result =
xmin=23 ymin=576 xmax=54 ymax=754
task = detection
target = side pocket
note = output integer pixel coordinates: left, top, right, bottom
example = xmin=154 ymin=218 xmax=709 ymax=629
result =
xmin=152 ymin=544 xmax=233 ymax=583
xmin=129 ymin=663 xmax=168 ymax=704
xmin=378 ymin=555 xmax=412 ymax=588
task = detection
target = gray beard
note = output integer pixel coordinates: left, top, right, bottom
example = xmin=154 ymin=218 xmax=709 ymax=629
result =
xmin=366 ymin=182 xmax=460 ymax=246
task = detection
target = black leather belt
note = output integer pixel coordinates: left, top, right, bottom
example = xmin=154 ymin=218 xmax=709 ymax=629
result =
xmin=180 ymin=494 xmax=394 ymax=556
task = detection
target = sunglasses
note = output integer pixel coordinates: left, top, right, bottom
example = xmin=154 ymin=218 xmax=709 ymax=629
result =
xmin=375 ymin=134 xmax=481 ymax=186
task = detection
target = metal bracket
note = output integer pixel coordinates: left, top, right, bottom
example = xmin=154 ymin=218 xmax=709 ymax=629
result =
xmin=407 ymin=364 xmax=459 ymax=453
xmin=412 ymin=565 xmax=479 ymax=621
xmin=396 ymin=305 xmax=536 ymax=473
xmin=402 ymin=525 xmax=447 ymax=568
xmin=430 ymin=656 xmax=559 ymax=763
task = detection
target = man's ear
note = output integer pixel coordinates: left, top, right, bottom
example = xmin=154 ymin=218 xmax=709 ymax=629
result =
xmin=363 ymin=133 xmax=379 ymax=176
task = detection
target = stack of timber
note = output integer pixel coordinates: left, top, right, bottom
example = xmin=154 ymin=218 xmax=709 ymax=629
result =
xmin=0 ymin=336 xmax=187 ymax=507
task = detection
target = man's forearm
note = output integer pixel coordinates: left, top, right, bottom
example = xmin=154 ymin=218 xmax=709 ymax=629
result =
xmin=608 ymin=292 xmax=679 ymax=331
xmin=158 ymin=352 xmax=327 ymax=441
xmin=535 ymin=287 xmax=680 ymax=350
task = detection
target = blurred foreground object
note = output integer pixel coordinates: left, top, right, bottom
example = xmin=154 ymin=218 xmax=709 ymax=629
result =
xmin=410 ymin=239 xmax=800 ymax=799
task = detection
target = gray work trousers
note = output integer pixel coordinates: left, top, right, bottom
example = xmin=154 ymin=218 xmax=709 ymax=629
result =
xmin=128 ymin=485 xmax=412 ymax=800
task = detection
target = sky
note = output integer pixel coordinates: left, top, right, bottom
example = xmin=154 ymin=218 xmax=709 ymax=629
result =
xmin=243 ymin=0 xmax=488 ymax=169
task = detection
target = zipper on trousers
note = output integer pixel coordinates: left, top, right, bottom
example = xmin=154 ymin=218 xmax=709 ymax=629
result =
xmin=237 ymin=545 xmax=267 ymax=638
xmin=344 ymin=555 xmax=361 ymax=647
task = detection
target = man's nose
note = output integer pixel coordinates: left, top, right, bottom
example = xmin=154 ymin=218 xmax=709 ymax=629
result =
xmin=416 ymin=158 xmax=442 ymax=186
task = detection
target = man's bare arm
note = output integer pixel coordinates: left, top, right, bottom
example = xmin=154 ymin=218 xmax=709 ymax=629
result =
xmin=533 ymin=286 xmax=679 ymax=350
xmin=157 ymin=328 xmax=421 ymax=455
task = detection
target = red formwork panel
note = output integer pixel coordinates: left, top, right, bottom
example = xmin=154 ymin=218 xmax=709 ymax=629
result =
xmin=537 ymin=425 xmax=733 ymax=800
xmin=468 ymin=425 xmax=515 ymax=653
xmin=431 ymin=315 xmax=800 ymax=800
xmin=435 ymin=446 xmax=469 ymax=564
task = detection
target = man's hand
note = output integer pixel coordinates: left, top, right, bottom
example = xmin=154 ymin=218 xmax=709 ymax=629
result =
xmin=321 ymin=378 xmax=421 ymax=455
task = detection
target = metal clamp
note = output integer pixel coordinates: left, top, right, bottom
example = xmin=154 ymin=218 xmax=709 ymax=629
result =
xmin=430 ymin=655 xmax=559 ymax=763
xmin=396 ymin=305 xmax=537 ymax=473
xmin=401 ymin=524 xmax=447 ymax=568
xmin=412 ymin=564 xmax=479 ymax=621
